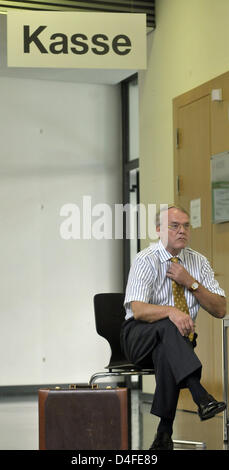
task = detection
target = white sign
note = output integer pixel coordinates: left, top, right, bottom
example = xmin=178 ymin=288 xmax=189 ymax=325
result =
xmin=7 ymin=11 xmax=146 ymax=69
xmin=211 ymin=151 xmax=229 ymax=223
xmin=190 ymin=198 xmax=201 ymax=229
xmin=211 ymin=151 xmax=229 ymax=182
xmin=213 ymin=186 xmax=229 ymax=223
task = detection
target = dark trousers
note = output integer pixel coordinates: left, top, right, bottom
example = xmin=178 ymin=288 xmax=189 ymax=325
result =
xmin=120 ymin=318 xmax=202 ymax=420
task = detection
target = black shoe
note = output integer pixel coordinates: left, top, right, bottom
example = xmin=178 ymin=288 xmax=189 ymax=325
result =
xmin=149 ymin=432 xmax=173 ymax=450
xmin=198 ymin=394 xmax=226 ymax=421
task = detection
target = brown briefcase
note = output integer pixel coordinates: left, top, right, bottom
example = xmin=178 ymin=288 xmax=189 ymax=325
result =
xmin=38 ymin=385 xmax=129 ymax=450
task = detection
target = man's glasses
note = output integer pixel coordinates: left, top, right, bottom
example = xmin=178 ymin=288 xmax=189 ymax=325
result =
xmin=168 ymin=223 xmax=190 ymax=232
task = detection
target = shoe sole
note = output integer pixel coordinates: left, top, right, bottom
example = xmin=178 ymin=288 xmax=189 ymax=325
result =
xmin=199 ymin=402 xmax=226 ymax=421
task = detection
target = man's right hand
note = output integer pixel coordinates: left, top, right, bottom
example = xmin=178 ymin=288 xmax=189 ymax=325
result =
xmin=168 ymin=307 xmax=195 ymax=337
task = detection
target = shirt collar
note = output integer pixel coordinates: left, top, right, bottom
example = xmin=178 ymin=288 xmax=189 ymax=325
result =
xmin=157 ymin=239 xmax=185 ymax=264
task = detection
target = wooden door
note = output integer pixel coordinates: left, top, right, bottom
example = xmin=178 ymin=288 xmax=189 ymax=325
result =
xmin=174 ymin=93 xmax=214 ymax=410
xmin=176 ymin=95 xmax=212 ymax=260
xmin=173 ymin=71 xmax=229 ymax=410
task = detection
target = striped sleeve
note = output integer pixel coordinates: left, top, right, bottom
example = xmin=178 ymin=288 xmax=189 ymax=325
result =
xmin=124 ymin=255 xmax=154 ymax=319
xmin=200 ymin=257 xmax=226 ymax=297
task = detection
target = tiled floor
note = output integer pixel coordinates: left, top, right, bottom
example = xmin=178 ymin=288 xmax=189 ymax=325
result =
xmin=0 ymin=393 xmax=227 ymax=450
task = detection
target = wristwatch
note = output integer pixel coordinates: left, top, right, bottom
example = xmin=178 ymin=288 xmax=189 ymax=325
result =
xmin=189 ymin=281 xmax=199 ymax=292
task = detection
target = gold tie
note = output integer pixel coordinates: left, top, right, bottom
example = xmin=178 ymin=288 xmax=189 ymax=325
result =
xmin=170 ymin=257 xmax=194 ymax=341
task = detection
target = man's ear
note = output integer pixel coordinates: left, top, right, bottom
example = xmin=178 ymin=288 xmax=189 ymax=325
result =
xmin=156 ymin=225 xmax=160 ymax=235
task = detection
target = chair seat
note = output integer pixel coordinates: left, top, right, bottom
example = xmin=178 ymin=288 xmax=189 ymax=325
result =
xmin=105 ymin=361 xmax=137 ymax=370
xmin=106 ymin=361 xmax=154 ymax=373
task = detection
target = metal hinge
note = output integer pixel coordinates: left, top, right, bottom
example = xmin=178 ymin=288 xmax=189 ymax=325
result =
xmin=176 ymin=175 xmax=180 ymax=195
xmin=176 ymin=128 xmax=180 ymax=148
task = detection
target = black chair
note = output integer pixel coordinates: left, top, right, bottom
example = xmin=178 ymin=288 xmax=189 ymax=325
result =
xmin=89 ymin=293 xmax=155 ymax=450
xmin=89 ymin=293 xmax=154 ymax=385
xmin=89 ymin=293 xmax=206 ymax=450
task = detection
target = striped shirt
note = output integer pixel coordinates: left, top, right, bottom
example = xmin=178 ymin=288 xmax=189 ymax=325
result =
xmin=124 ymin=240 xmax=225 ymax=320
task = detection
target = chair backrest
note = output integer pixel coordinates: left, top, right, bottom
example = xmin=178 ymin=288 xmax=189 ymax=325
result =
xmin=94 ymin=293 xmax=130 ymax=369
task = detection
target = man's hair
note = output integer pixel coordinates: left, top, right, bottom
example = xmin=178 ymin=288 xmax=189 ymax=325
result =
xmin=155 ymin=204 xmax=190 ymax=227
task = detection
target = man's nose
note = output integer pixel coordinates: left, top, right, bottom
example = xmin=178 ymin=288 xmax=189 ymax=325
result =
xmin=178 ymin=224 xmax=185 ymax=233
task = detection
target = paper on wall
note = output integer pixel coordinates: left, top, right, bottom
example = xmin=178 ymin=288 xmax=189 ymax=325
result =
xmin=190 ymin=198 xmax=201 ymax=228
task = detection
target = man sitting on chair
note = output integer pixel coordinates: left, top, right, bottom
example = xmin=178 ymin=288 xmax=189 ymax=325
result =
xmin=120 ymin=205 xmax=226 ymax=450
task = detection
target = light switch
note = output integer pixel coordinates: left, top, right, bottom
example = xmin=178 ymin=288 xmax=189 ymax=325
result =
xmin=211 ymin=88 xmax=222 ymax=101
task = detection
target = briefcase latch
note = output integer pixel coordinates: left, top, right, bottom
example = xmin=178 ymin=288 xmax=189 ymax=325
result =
xmin=69 ymin=383 xmax=98 ymax=390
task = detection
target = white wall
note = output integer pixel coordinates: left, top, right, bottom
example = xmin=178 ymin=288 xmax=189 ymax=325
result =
xmin=0 ymin=75 xmax=122 ymax=385
xmin=139 ymin=0 xmax=229 ymax=249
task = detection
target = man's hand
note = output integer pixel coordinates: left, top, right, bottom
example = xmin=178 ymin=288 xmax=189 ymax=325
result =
xmin=168 ymin=307 xmax=195 ymax=337
xmin=166 ymin=262 xmax=194 ymax=289
xmin=166 ymin=262 xmax=226 ymax=319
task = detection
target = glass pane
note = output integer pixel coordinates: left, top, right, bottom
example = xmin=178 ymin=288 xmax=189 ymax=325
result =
xmin=128 ymin=79 xmax=139 ymax=161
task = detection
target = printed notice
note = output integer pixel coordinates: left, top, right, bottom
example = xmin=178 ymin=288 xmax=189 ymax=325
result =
xmin=211 ymin=151 xmax=229 ymax=223
xmin=190 ymin=198 xmax=201 ymax=228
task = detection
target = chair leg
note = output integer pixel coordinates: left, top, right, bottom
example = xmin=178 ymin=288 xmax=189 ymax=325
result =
xmin=130 ymin=388 xmax=142 ymax=450
xmin=89 ymin=370 xmax=149 ymax=386
xmin=89 ymin=372 xmax=110 ymax=385
xmin=89 ymin=374 xmax=206 ymax=449
xmin=173 ymin=439 xmax=206 ymax=449
xmin=222 ymin=318 xmax=229 ymax=442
